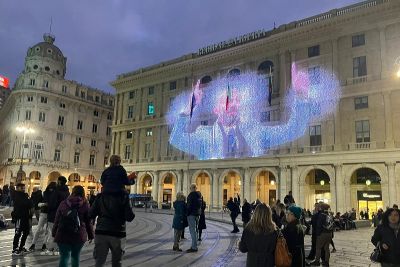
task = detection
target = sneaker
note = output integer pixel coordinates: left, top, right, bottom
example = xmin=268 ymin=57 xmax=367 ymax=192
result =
xmin=307 ymin=260 xmax=321 ymax=266
xmin=41 ymin=244 xmax=47 ymax=251
xmin=29 ymin=244 xmax=35 ymax=252
xmin=198 ymin=238 xmax=202 ymax=241
xmin=12 ymin=249 xmax=21 ymax=256
xmin=19 ymin=248 xmax=28 ymax=254
xmin=186 ymin=248 xmax=198 ymax=253
xmin=41 ymin=249 xmax=55 ymax=256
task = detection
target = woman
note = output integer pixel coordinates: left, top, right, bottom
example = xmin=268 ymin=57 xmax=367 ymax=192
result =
xmin=272 ymin=203 xmax=286 ymax=229
xmin=198 ymin=197 xmax=206 ymax=241
xmin=282 ymin=205 xmax=305 ymax=267
xmin=239 ymin=204 xmax=278 ymax=267
xmin=172 ymin=192 xmax=187 ymax=252
xmin=371 ymin=208 xmax=400 ymax=267
xmin=52 ymin=185 xmax=93 ymax=267
xmin=241 ymin=198 xmax=252 ymax=228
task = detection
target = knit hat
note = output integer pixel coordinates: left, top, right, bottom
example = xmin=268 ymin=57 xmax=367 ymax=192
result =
xmin=288 ymin=206 xmax=302 ymax=220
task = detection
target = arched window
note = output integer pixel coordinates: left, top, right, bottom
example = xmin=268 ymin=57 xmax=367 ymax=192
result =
xmin=227 ymin=68 xmax=241 ymax=77
xmin=258 ymin=60 xmax=274 ymax=74
xmin=200 ymin=76 xmax=212 ymax=85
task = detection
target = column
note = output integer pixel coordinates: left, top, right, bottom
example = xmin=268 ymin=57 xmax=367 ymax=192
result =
xmin=278 ymin=50 xmax=287 ymax=94
xmin=112 ymin=132 xmax=117 ymax=155
xmin=299 ymin=180 xmax=306 ymax=208
xmin=212 ymin=169 xmax=219 ymax=210
xmin=290 ymin=165 xmax=299 ymax=205
xmin=383 ymin=92 xmax=394 ymax=148
xmin=176 ymin=169 xmax=182 ymax=192
xmin=379 ymin=27 xmax=388 ymax=78
xmin=118 ymin=93 xmax=124 ymax=124
xmin=386 ymin=162 xmax=397 ymax=206
xmin=151 ymin=171 xmax=159 ymax=204
xmin=334 ymin=164 xmax=344 ymax=213
xmin=135 ymin=129 xmax=140 ymax=161
xmin=243 ymin=168 xmax=251 ymax=203
xmin=114 ymin=94 xmax=119 ymax=125
xmin=344 ymin=177 xmax=351 ymax=212
xmin=279 ymin=166 xmax=288 ymax=201
xmin=116 ymin=132 xmax=122 ymax=155
xmin=157 ymin=174 xmax=163 ymax=209
xmin=182 ymin=170 xmax=189 ymax=197
xmin=329 ymin=169 xmax=337 ymax=213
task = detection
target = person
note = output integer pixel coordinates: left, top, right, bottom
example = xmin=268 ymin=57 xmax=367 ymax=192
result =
xmin=283 ymin=205 xmax=305 ymax=267
xmin=172 ymin=192 xmax=186 ymax=252
xmin=371 ymin=208 xmax=400 ymax=267
xmin=272 ymin=203 xmax=286 ymax=229
xmin=186 ymin=183 xmax=202 ymax=253
xmin=227 ymin=197 xmax=240 ymax=233
xmin=241 ymin=198 xmax=252 ymax=228
xmin=306 ymin=203 xmax=320 ymax=260
xmin=88 ymin=190 xmax=96 ymax=206
xmin=360 ymin=210 xmax=365 ymax=220
xmin=9 ymin=183 xmax=15 ymax=207
xmin=308 ymin=203 xmax=333 ymax=266
xmin=29 ymin=182 xmax=56 ymax=252
xmin=284 ymin=191 xmax=295 ymax=207
xmin=12 ymin=183 xmax=33 ymax=255
xmin=100 ymin=155 xmax=134 ymax=194
xmin=238 ymin=203 xmax=278 ymax=267
xmin=198 ymin=197 xmax=206 ymax=241
xmin=30 ymin=187 xmax=43 ymax=222
xmin=90 ymin=188 xmax=135 ymax=267
xmin=42 ymin=176 xmax=70 ymax=255
xmin=2 ymin=184 xmax=9 ymax=206
xmin=0 ymin=213 xmax=8 ymax=229
xmin=53 ymin=185 xmax=93 ymax=267
xmin=393 ymin=204 xmax=399 ymax=210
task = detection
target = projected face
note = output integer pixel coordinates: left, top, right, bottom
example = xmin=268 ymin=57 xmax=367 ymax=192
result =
xmin=166 ymin=65 xmax=340 ymax=160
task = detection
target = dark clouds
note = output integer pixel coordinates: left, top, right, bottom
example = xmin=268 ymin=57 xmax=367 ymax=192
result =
xmin=0 ymin=0 xmax=361 ymax=94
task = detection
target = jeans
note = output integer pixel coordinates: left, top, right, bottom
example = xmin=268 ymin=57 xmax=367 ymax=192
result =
xmin=32 ymin=213 xmax=48 ymax=245
xmin=94 ymin=234 xmax=123 ymax=267
xmin=13 ymin=219 xmax=30 ymax=250
xmin=46 ymin=222 xmax=56 ymax=250
xmin=187 ymin=215 xmax=199 ymax=250
xmin=58 ymin=243 xmax=83 ymax=267
xmin=315 ymin=232 xmax=332 ymax=263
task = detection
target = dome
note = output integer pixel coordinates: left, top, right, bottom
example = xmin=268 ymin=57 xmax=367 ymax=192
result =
xmin=27 ymin=34 xmax=65 ymax=60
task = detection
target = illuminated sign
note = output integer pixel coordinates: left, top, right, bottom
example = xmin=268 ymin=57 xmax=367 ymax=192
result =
xmin=0 ymin=75 xmax=9 ymax=88
xmin=357 ymin=191 xmax=382 ymax=200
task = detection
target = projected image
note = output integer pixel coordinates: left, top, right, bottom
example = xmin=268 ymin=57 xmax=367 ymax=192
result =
xmin=166 ymin=64 xmax=341 ymax=160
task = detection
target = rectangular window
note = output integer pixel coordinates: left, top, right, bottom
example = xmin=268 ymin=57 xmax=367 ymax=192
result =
xmin=74 ymin=152 xmax=80 ymax=164
xmin=27 ymin=96 xmax=33 ymax=102
xmin=126 ymin=131 xmax=133 ymax=139
xmin=107 ymin=113 xmax=112 ymax=120
xmin=200 ymin=120 xmax=208 ymax=126
xmin=260 ymin=111 xmax=271 ymax=123
xmin=169 ymin=81 xmax=177 ymax=90
xmin=127 ymin=106 xmax=134 ymax=119
xmin=38 ymin=112 xmax=46 ymax=122
xmin=93 ymin=110 xmax=99 ymax=117
xmin=54 ymin=149 xmax=61 ymax=162
xmin=129 ymin=91 xmax=135 ymax=99
xmin=44 ymin=80 xmax=49 ymax=88
xmin=56 ymin=132 xmax=63 ymax=141
xmin=76 ymin=137 xmax=82 ymax=144
xmin=30 ymin=79 xmax=35 ymax=86
xmin=147 ymin=102 xmax=154 ymax=115
xmin=353 ymin=56 xmax=367 ymax=77
xmin=308 ymin=66 xmax=321 ymax=85
xmin=167 ymin=142 xmax=173 ymax=156
xmin=33 ymin=143 xmax=43 ymax=160
xmin=105 ymin=142 xmax=110 ymax=149
xmin=106 ymin=127 xmax=111 ymax=136
xmin=148 ymin=86 xmax=154 ymax=95
xmin=89 ymin=154 xmax=95 ymax=166
xmin=92 ymin=124 xmax=98 ymax=133
xmin=59 ymin=102 xmax=66 ymax=109
xmin=58 ymin=116 xmax=64 ymax=126
xmin=352 ymin=34 xmax=365 ymax=47
xmin=91 ymin=139 xmax=96 ymax=147
xmin=62 ymin=85 xmax=67 ymax=93
xmin=144 ymin=143 xmax=151 ymax=158
xmin=40 ymin=96 xmax=48 ymax=103
xmin=77 ymin=120 xmax=83 ymax=130
xmin=124 ymin=145 xmax=131 ymax=160
xmin=354 ymin=96 xmax=368 ymax=109
xmin=104 ymin=157 xmax=108 ymax=167
xmin=109 ymin=99 xmax=113 ymax=106
xmin=355 ymin=120 xmax=370 ymax=143
xmin=25 ymin=110 xmax=31 ymax=120
xmin=81 ymin=91 xmax=86 ymax=99
xmin=146 ymin=128 xmax=153 ymax=136
xmin=309 ymin=125 xmax=322 ymax=146
xmin=95 ymin=96 xmax=100 ymax=102
xmin=169 ymin=97 xmax=175 ymax=109
xmin=308 ymin=45 xmax=320 ymax=58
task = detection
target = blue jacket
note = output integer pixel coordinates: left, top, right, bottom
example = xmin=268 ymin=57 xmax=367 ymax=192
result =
xmin=101 ymin=165 xmax=133 ymax=193
xmin=172 ymin=200 xmax=187 ymax=230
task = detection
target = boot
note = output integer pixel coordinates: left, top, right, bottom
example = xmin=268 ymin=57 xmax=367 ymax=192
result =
xmin=173 ymin=245 xmax=182 ymax=252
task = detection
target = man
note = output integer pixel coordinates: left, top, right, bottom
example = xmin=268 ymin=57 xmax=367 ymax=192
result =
xmin=42 ymin=176 xmax=69 ymax=255
xmin=393 ymin=204 xmax=398 ymax=210
xmin=186 ymin=183 xmax=202 ymax=253
xmin=306 ymin=203 xmax=320 ymax=260
xmin=30 ymin=187 xmax=43 ymax=221
xmin=284 ymin=191 xmax=295 ymax=207
xmin=12 ymin=183 xmax=32 ymax=255
xmin=227 ymin=197 xmax=240 ymax=233
xmin=90 ymin=192 xmax=135 ymax=267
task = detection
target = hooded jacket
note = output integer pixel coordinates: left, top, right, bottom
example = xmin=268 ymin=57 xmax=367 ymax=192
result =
xmin=12 ymin=191 xmax=32 ymax=220
xmin=47 ymin=184 xmax=70 ymax=223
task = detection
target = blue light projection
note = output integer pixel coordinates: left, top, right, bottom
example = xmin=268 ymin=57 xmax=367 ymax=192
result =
xmin=166 ymin=64 xmax=341 ymax=160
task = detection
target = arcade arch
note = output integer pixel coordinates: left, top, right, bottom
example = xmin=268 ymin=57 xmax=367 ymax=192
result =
xmin=254 ymin=170 xmax=277 ymax=205
xmin=48 ymin=171 xmax=61 ymax=184
xmin=304 ymin=169 xmax=331 ymax=209
xmin=195 ymin=171 xmax=211 ymax=206
xmin=140 ymin=174 xmax=153 ymax=195
xmin=161 ymin=172 xmax=177 ymax=206
xmin=222 ymin=170 xmax=241 ymax=206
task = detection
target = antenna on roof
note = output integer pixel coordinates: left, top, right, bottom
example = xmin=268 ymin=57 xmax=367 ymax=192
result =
xmin=49 ymin=17 xmax=53 ymax=34
xmin=273 ymin=22 xmax=276 ymax=29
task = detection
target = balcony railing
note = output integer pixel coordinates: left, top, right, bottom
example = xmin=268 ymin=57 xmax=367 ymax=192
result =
xmin=348 ymin=141 xmax=376 ymax=150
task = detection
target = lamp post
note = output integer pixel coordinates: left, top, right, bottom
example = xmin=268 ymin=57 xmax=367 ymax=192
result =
xmin=16 ymin=126 xmax=35 ymax=183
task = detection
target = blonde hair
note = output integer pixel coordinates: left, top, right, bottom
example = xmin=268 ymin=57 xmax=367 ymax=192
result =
xmin=190 ymin=183 xmax=197 ymax=192
xmin=176 ymin=192 xmax=186 ymax=201
xmin=246 ymin=204 xmax=276 ymax=235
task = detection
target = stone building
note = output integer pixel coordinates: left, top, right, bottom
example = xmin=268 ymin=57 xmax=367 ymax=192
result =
xmin=0 ymin=34 xmax=114 ymax=194
xmin=111 ymin=0 xmax=400 ymax=213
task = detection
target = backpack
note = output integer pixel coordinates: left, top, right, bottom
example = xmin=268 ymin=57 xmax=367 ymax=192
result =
xmin=322 ymin=213 xmax=334 ymax=232
xmin=59 ymin=205 xmax=81 ymax=234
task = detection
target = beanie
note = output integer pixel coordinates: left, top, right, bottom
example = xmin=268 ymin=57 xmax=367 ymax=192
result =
xmin=58 ymin=176 xmax=67 ymax=185
xmin=288 ymin=206 xmax=302 ymax=220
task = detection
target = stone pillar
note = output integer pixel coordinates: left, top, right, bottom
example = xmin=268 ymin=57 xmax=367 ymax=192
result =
xmin=334 ymin=164 xmax=344 ymax=213
xmin=383 ymin=92 xmax=394 ymax=148
xmin=279 ymin=166 xmax=288 ymax=201
xmin=115 ymin=132 xmax=121 ymax=156
xmin=344 ymin=177 xmax=351 ymax=212
xmin=381 ymin=179 xmax=390 ymax=210
xmin=130 ymin=181 xmax=138 ymax=194
xmin=279 ymin=50 xmax=287 ymax=94
xmin=298 ymin=180 xmax=306 ymax=208
xmin=212 ymin=169 xmax=219 ymax=210
xmin=291 ymin=166 xmax=299 ymax=204
xmin=158 ymin=174 xmax=163 ymax=209
xmin=135 ymin=129 xmax=140 ymax=161
xmin=182 ymin=170 xmax=189 ymax=197
xmin=386 ymin=162 xmax=397 ymax=206
xmin=331 ymin=38 xmax=339 ymax=77
xmin=329 ymin=167 xmax=337 ymax=213
xmin=243 ymin=168 xmax=251 ymax=203
xmin=118 ymin=93 xmax=124 ymax=124
xmin=151 ymin=171 xmax=159 ymax=204
xmin=176 ymin=169 xmax=182 ymax=192
xmin=379 ymin=27 xmax=388 ymax=78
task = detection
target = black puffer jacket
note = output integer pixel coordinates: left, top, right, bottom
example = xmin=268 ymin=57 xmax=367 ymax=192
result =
xmin=187 ymin=191 xmax=202 ymax=216
xmin=12 ymin=191 xmax=32 ymax=220
xmin=31 ymin=190 xmax=43 ymax=210
xmin=89 ymin=193 xmax=135 ymax=238
xmin=371 ymin=224 xmax=400 ymax=264
xmin=47 ymin=185 xmax=70 ymax=223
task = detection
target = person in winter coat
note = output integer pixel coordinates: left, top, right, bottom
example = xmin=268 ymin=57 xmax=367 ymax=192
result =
xmin=198 ymin=197 xmax=207 ymax=241
xmin=283 ymin=205 xmax=305 ymax=267
xmin=12 ymin=183 xmax=33 ymax=255
xmin=43 ymin=176 xmax=70 ymax=255
xmin=100 ymin=155 xmax=134 ymax=194
xmin=30 ymin=187 xmax=43 ymax=221
xmin=272 ymin=203 xmax=286 ymax=229
xmin=52 ymin=185 xmax=94 ymax=267
xmin=89 ymin=190 xmax=135 ymax=267
xmin=307 ymin=202 xmax=320 ymax=260
xmin=186 ymin=183 xmax=202 ymax=252
xmin=241 ymin=199 xmax=252 ymax=228
xmin=172 ymin=192 xmax=187 ymax=252
xmin=239 ymin=203 xmax=278 ymax=267
xmin=371 ymin=208 xmax=400 ymax=267
xmin=29 ymin=182 xmax=56 ymax=252
xmin=227 ymin=197 xmax=240 ymax=233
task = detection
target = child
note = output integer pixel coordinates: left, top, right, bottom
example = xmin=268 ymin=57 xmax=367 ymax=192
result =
xmin=101 ymin=155 xmax=136 ymax=194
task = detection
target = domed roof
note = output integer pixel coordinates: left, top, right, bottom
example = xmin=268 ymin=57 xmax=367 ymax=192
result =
xmin=26 ymin=34 xmax=65 ymax=61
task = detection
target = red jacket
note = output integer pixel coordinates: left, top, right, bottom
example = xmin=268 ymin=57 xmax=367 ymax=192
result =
xmin=52 ymin=196 xmax=94 ymax=244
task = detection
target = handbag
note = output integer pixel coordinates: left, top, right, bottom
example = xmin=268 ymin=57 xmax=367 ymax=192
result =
xmin=370 ymin=242 xmax=382 ymax=263
xmin=275 ymin=229 xmax=292 ymax=267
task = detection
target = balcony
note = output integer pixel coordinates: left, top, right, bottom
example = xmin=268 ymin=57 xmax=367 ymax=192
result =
xmin=341 ymin=74 xmax=380 ymax=86
xmin=296 ymin=145 xmax=334 ymax=154
xmin=348 ymin=141 xmax=376 ymax=150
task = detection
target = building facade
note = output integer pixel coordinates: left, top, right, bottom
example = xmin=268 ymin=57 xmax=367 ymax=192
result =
xmin=0 ymin=84 xmax=11 ymax=110
xmin=0 ymin=34 xmax=114 ymax=194
xmin=111 ymin=0 xmax=400 ymax=214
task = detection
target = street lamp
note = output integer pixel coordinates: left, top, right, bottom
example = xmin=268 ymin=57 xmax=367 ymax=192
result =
xmin=320 ymin=180 xmax=325 ymax=186
xmin=366 ymin=179 xmax=371 ymax=186
xmin=16 ymin=125 xmax=35 ymax=183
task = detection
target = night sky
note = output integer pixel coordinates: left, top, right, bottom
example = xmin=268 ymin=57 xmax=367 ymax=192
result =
xmin=0 ymin=0 xmax=361 ymax=94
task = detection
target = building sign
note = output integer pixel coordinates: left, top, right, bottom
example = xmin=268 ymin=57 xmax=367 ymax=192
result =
xmin=198 ymin=30 xmax=269 ymax=56
xmin=357 ymin=191 xmax=382 ymax=201
xmin=0 ymin=75 xmax=9 ymax=88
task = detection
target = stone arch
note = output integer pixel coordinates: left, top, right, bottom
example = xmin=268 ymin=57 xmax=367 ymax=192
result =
xmin=138 ymin=172 xmax=154 ymax=195
xmin=301 ymin=167 xmax=333 ymax=210
xmin=299 ymin=165 xmax=334 ymax=183
xmin=250 ymin=167 xmax=279 ymax=184
xmin=219 ymin=169 xmax=243 ymax=206
xmin=160 ymin=171 xmax=178 ymax=207
xmin=200 ymin=75 xmax=212 ymax=85
xmin=346 ymin=164 xmax=387 ymax=184
xmin=191 ymin=169 xmax=213 ymax=184
xmin=47 ymin=171 xmax=61 ymax=183
xmin=227 ymin=68 xmax=241 ymax=77
xmin=192 ymin=169 xmax=212 ymax=207
xmin=68 ymin=172 xmax=81 ymax=184
xmin=251 ymin=168 xmax=278 ymax=205
xmin=257 ymin=60 xmax=274 ymax=74
xmin=218 ymin=168 xmax=243 ymax=184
